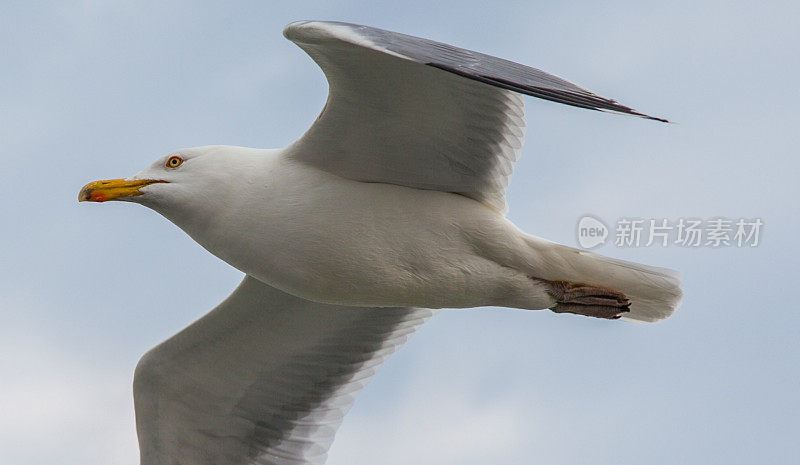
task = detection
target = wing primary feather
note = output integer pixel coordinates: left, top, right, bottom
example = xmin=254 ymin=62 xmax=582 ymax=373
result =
xmin=426 ymin=62 xmax=669 ymax=122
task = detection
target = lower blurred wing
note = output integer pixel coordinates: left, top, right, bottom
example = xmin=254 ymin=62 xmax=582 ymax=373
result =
xmin=133 ymin=276 xmax=437 ymax=465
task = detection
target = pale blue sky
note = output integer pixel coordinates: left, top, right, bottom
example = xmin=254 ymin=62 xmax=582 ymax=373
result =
xmin=1 ymin=1 xmax=798 ymax=464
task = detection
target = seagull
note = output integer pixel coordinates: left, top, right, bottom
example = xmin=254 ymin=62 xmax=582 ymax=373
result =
xmin=79 ymin=21 xmax=682 ymax=465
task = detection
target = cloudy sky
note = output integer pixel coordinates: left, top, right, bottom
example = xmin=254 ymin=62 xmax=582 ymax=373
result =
xmin=2 ymin=1 xmax=798 ymax=464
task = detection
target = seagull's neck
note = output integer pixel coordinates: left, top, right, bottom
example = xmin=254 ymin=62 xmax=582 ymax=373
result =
xmin=147 ymin=146 xmax=284 ymax=239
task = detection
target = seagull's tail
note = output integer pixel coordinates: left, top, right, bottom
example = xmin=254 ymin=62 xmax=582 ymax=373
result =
xmin=523 ymin=236 xmax=683 ymax=323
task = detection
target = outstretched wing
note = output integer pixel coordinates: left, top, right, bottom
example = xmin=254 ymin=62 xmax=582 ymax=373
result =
xmin=284 ymin=21 xmax=666 ymax=213
xmin=134 ymin=276 xmax=436 ymax=465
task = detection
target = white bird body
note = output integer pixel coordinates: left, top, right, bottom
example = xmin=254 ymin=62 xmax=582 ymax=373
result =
xmin=139 ymin=145 xmax=555 ymax=311
xmin=79 ymin=21 xmax=683 ymax=465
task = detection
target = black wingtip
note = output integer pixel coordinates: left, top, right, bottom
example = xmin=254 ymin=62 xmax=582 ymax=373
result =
xmin=628 ymin=110 xmax=671 ymax=124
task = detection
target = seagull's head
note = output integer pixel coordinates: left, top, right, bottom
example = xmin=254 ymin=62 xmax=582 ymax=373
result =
xmin=78 ymin=146 xmax=246 ymax=221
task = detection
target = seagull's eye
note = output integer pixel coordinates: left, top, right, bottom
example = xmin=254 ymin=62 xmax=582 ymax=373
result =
xmin=166 ymin=156 xmax=183 ymax=168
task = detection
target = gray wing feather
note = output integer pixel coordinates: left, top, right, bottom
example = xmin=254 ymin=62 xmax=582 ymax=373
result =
xmin=320 ymin=21 xmax=667 ymax=121
xmin=134 ymin=276 xmax=436 ymax=465
xmin=283 ymin=21 xmax=665 ymax=213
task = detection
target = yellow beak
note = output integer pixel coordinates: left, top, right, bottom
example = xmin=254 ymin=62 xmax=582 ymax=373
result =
xmin=78 ymin=179 xmax=166 ymax=202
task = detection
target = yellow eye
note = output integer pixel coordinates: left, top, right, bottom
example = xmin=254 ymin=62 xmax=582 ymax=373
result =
xmin=166 ymin=156 xmax=183 ymax=168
